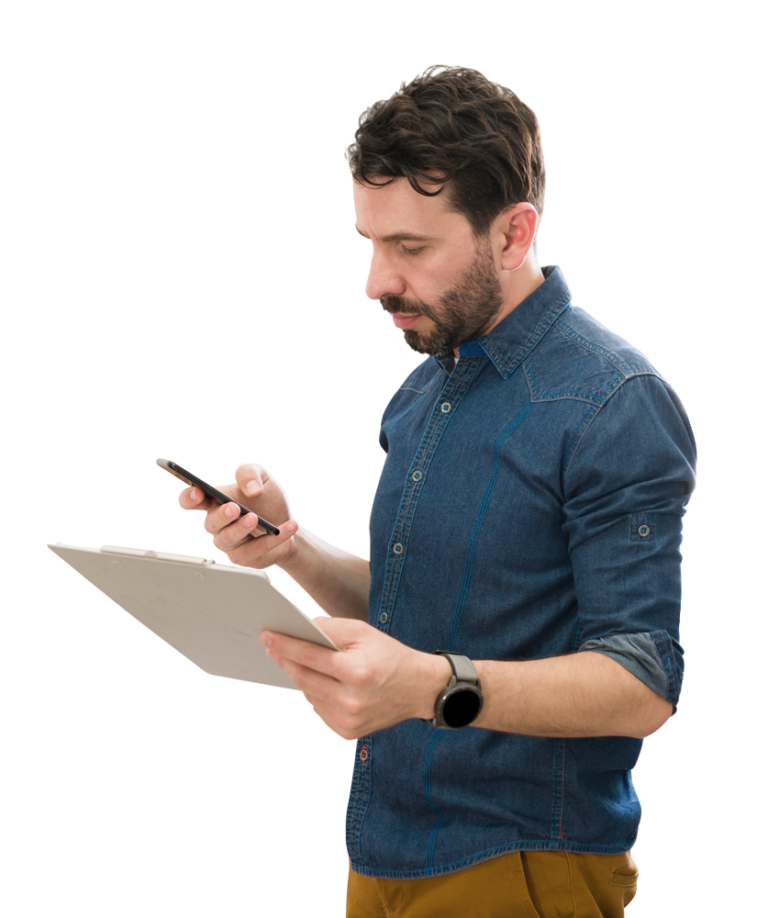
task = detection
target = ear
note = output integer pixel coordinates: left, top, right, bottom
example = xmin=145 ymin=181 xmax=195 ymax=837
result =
xmin=494 ymin=203 xmax=538 ymax=272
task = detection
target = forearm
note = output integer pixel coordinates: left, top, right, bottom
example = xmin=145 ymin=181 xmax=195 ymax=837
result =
xmin=278 ymin=528 xmax=370 ymax=621
xmin=414 ymin=650 xmax=673 ymax=739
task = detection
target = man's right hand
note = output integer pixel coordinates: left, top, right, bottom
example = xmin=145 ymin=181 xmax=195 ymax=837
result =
xmin=178 ymin=463 xmax=298 ymax=570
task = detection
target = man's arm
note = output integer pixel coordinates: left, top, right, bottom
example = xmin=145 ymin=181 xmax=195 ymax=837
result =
xmin=471 ymin=651 xmax=672 ymax=738
xmin=279 ymin=529 xmax=370 ymax=622
xmin=260 ymin=617 xmax=672 ymax=741
xmin=180 ymin=462 xmax=370 ymax=622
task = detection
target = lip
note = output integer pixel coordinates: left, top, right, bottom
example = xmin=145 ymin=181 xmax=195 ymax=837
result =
xmin=391 ymin=313 xmax=421 ymax=329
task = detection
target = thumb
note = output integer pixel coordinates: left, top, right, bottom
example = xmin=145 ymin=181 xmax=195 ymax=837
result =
xmin=313 ymin=616 xmax=372 ymax=646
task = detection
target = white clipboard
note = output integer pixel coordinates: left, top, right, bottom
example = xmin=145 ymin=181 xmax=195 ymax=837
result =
xmin=48 ymin=543 xmax=339 ymax=690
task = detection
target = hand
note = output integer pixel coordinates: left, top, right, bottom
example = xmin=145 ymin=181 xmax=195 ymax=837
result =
xmin=179 ymin=463 xmax=298 ymax=569
xmin=260 ymin=618 xmax=452 ymax=739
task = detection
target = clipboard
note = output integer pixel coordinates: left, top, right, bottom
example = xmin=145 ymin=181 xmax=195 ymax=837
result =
xmin=48 ymin=543 xmax=339 ymax=690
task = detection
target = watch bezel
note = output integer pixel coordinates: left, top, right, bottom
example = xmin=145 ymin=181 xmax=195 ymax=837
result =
xmin=435 ymin=681 xmax=484 ymax=729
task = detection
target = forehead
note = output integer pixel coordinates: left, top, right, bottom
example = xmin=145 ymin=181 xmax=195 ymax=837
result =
xmin=353 ymin=176 xmax=471 ymax=239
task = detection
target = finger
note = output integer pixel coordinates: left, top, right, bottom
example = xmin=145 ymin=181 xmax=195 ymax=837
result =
xmin=261 ymin=631 xmax=336 ymax=678
xmin=204 ymin=500 xmax=246 ymax=537
xmin=243 ymin=514 xmax=299 ymax=556
xmin=179 ymin=486 xmax=217 ymax=511
xmin=263 ymin=654 xmax=333 ymax=703
xmin=216 ymin=520 xmax=299 ymax=570
xmin=213 ymin=507 xmax=299 ymax=552
xmin=236 ymin=463 xmax=267 ymax=499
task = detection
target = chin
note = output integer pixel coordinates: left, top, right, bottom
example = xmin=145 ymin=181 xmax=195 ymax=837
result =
xmin=403 ymin=330 xmax=434 ymax=355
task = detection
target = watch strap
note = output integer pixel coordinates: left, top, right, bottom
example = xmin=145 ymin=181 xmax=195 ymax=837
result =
xmin=436 ymin=651 xmax=480 ymax=686
xmin=422 ymin=652 xmax=484 ymax=729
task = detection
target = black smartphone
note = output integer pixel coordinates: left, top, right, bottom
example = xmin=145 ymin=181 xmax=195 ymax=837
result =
xmin=157 ymin=458 xmax=280 ymax=536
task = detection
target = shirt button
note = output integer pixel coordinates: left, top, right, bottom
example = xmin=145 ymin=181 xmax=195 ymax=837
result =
xmin=393 ymin=543 xmax=404 ymax=554
xmin=638 ymin=524 xmax=650 ymax=538
xmin=359 ymin=746 xmax=369 ymax=762
xmin=411 ymin=470 xmax=423 ymax=482
xmin=379 ymin=612 xmax=388 ymax=624
xmin=440 ymin=402 xmax=452 ymax=413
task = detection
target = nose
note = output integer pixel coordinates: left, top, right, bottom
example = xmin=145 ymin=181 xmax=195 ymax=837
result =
xmin=365 ymin=248 xmax=407 ymax=301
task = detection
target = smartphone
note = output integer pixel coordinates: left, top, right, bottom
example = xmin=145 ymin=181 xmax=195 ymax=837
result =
xmin=157 ymin=458 xmax=280 ymax=536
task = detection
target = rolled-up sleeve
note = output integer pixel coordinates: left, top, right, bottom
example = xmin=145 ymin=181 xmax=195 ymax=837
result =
xmin=561 ymin=373 xmax=696 ymax=711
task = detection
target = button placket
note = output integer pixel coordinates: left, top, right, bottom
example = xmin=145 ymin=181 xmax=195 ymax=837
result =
xmin=382 ymin=374 xmax=462 ymax=648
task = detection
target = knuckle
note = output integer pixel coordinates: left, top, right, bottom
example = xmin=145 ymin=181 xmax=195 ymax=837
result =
xmin=349 ymin=663 xmax=373 ymax=689
xmin=203 ymin=512 xmax=220 ymax=535
xmin=299 ymin=645 xmax=318 ymax=670
xmin=343 ymin=696 xmax=364 ymax=717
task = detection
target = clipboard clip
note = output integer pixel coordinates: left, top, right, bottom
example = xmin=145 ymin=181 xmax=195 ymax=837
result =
xmin=100 ymin=545 xmax=216 ymax=566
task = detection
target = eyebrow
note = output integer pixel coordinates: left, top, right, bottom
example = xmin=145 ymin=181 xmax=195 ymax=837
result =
xmin=355 ymin=225 xmax=436 ymax=243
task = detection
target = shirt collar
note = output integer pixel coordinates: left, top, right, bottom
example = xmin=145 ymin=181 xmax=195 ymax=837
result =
xmin=433 ymin=265 xmax=572 ymax=379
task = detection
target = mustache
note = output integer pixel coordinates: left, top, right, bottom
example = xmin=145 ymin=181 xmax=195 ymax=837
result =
xmin=381 ymin=295 xmax=426 ymax=316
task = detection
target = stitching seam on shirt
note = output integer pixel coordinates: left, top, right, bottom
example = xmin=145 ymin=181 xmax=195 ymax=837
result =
xmin=349 ymin=734 xmax=373 ymax=858
xmin=446 ymin=402 xmax=533 ymax=651
xmin=524 ymin=359 xmax=604 ymax=404
xmin=384 ymin=389 xmax=426 ymax=433
xmin=423 ymin=731 xmax=444 ymax=870
xmin=551 ymin=739 xmax=567 ymax=847
xmin=481 ymin=300 xmax=570 ymax=379
xmin=560 ymin=371 xmax=660 ymax=482
xmin=554 ymin=320 xmax=634 ymax=375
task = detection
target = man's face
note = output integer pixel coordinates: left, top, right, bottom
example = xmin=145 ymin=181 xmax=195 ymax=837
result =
xmin=353 ymin=177 xmax=504 ymax=356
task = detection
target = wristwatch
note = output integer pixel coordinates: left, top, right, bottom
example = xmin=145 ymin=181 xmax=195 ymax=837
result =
xmin=429 ymin=651 xmax=484 ymax=729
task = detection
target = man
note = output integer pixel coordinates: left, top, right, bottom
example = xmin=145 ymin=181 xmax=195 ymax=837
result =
xmin=180 ymin=67 xmax=695 ymax=917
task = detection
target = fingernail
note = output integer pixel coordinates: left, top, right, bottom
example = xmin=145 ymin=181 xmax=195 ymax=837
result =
xmin=224 ymin=503 xmax=238 ymax=518
xmin=189 ymin=487 xmax=199 ymax=500
xmin=244 ymin=480 xmax=261 ymax=496
xmin=260 ymin=633 xmax=272 ymax=647
xmin=243 ymin=513 xmax=256 ymax=529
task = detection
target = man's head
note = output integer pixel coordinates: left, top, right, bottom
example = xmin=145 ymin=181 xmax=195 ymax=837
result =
xmin=349 ymin=67 xmax=546 ymax=356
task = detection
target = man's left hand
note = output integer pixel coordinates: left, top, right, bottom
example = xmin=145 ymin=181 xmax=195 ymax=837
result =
xmin=259 ymin=619 xmax=451 ymax=739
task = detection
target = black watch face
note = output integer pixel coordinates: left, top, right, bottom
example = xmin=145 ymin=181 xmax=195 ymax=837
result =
xmin=442 ymin=686 xmax=482 ymax=728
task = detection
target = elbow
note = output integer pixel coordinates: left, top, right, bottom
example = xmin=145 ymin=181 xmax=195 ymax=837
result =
xmin=631 ymin=696 xmax=674 ymax=739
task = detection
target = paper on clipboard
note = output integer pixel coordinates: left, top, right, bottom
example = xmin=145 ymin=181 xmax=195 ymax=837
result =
xmin=48 ymin=543 xmax=339 ymax=690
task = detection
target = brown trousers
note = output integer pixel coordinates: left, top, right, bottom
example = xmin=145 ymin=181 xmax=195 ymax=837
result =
xmin=347 ymin=850 xmax=638 ymax=918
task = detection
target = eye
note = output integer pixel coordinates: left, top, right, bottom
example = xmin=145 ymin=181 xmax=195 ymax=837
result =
xmin=400 ymin=245 xmax=425 ymax=256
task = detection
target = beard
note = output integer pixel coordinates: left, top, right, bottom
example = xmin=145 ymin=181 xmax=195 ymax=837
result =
xmin=380 ymin=239 xmax=504 ymax=356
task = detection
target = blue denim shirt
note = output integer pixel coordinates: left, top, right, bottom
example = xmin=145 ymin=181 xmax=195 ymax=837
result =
xmin=346 ymin=265 xmax=696 ymax=879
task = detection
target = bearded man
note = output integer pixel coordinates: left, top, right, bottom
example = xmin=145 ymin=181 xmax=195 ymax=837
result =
xmin=180 ymin=66 xmax=696 ymax=917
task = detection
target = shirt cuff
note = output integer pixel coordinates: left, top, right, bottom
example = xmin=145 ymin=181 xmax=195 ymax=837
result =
xmin=578 ymin=631 xmax=681 ymax=713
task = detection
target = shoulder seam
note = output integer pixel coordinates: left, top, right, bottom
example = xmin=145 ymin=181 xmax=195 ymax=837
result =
xmin=555 ymin=318 xmax=656 ymax=378
xmin=560 ymin=371 xmax=662 ymax=484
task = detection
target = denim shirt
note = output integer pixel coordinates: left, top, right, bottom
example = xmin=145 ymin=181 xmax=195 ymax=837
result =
xmin=346 ymin=266 xmax=696 ymax=879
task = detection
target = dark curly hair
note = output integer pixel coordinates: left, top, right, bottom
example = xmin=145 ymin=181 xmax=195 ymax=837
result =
xmin=347 ymin=66 xmax=545 ymax=238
